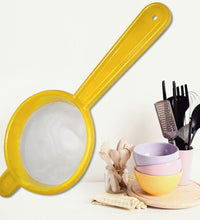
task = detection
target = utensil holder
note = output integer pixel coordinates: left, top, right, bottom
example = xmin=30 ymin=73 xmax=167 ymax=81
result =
xmin=104 ymin=166 xmax=128 ymax=193
xmin=179 ymin=147 xmax=193 ymax=185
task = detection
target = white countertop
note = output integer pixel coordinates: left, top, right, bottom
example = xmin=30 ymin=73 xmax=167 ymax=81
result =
xmin=0 ymin=182 xmax=200 ymax=220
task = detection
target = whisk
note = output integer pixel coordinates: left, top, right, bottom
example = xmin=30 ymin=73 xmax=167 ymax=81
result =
xmin=178 ymin=91 xmax=200 ymax=145
xmin=187 ymin=91 xmax=200 ymax=122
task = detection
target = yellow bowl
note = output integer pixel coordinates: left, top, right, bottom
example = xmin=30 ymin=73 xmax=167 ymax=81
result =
xmin=134 ymin=167 xmax=182 ymax=196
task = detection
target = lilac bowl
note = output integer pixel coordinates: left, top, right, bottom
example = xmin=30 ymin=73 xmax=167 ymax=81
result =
xmin=133 ymin=142 xmax=179 ymax=166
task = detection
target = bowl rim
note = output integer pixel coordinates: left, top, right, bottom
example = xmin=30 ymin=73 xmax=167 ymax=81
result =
xmin=134 ymin=167 xmax=183 ymax=177
xmin=135 ymin=157 xmax=181 ymax=168
xmin=133 ymin=142 xmax=179 ymax=158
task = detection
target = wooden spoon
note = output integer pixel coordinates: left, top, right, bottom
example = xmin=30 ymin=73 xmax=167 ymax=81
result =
xmin=99 ymin=151 xmax=113 ymax=167
xmin=117 ymin=138 xmax=126 ymax=151
xmin=125 ymin=145 xmax=135 ymax=155
xmin=99 ymin=151 xmax=122 ymax=193
xmin=99 ymin=151 xmax=122 ymax=181
xmin=119 ymin=148 xmax=130 ymax=168
xmin=100 ymin=141 xmax=111 ymax=154
xmin=109 ymin=171 xmax=121 ymax=193
xmin=108 ymin=149 xmax=121 ymax=169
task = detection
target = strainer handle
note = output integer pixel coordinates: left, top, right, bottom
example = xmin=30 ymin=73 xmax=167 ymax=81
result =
xmin=0 ymin=170 xmax=19 ymax=197
xmin=74 ymin=3 xmax=171 ymax=109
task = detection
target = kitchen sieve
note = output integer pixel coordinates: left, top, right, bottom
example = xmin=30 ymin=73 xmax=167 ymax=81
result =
xmin=0 ymin=3 xmax=171 ymax=196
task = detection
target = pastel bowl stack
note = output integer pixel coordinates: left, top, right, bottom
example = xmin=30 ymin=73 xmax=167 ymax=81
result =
xmin=133 ymin=142 xmax=182 ymax=196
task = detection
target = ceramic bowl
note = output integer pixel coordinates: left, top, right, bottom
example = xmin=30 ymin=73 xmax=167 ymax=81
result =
xmin=136 ymin=158 xmax=181 ymax=176
xmin=133 ymin=142 xmax=179 ymax=166
xmin=134 ymin=167 xmax=182 ymax=196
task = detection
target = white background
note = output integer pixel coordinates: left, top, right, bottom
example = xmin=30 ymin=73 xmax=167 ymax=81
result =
xmin=0 ymin=0 xmax=200 ymax=219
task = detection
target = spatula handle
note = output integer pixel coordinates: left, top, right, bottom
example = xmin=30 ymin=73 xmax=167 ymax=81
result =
xmin=74 ymin=3 xmax=171 ymax=109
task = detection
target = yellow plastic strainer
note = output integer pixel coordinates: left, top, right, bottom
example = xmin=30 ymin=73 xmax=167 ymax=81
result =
xmin=0 ymin=3 xmax=171 ymax=196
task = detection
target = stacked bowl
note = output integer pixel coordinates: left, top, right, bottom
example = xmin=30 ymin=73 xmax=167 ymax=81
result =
xmin=133 ymin=142 xmax=182 ymax=196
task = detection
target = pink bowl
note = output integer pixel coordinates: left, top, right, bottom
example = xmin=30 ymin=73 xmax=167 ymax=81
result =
xmin=135 ymin=158 xmax=182 ymax=176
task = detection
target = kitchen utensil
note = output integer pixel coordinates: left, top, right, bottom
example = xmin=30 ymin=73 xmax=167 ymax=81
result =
xmin=188 ymin=104 xmax=200 ymax=146
xmin=0 ymin=3 xmax=171 ymax=196
xmin=134 ymin=167 xmax=182 ymax=196
xmin=118 ymin=145 xmax=134 ymax=168
xmin=162 ymin=80 xmax=167 ymax=100
xmin=188 ymin=91 xmax=200 ymax=119
xmin=136 ymin=158 xmax=181 ymax=176
xmin=133 ymin=142 xmax=179 ymax=166
xmin=105 ymin=166 xmax=127 ymax=193
xmin=99 ymin=151 xmax=113 ymax=167
xmin=119 ymin=148 xmax=130 ymax=168
xmin=173 ymin=81 xmax=177 ymax=122
xmin=175 ymin=84 xmax=189 ymax=129
xmin=101 ymin=138 xmax=134 ymax=193
xmin=100 ymin=141 xmax=111 ymax=155
xmin=125 ymin=145 xmax=135 ymax=155
xmin=117 ymin=138 xmax=126 ymax=151
xmin=178 ymin=124 xmax=189 ymax=144
xmin=99 ymin=152 xmax=122 ymax=179
xmin=161 ymin=81 xmax=188 ymax=150
xmin=108 ymin=169 xmax=121 ymax=193
xmin=175 ymin=136 xmax=186 ymax=150
xmin=109 ymin=149 xmax=121 ymax=168
xmin=173 ymin=83 xmax=189 ymax=150
xmin=127 ymin=179 xmax=200 ymax=209
xmin=99 ymin=152 xmax=122 ymax=193
xmin=154 ymin=100 xmax=178 ymax=144
xmin=179 ymin=147 xmax=193 ymax=185
xmin=167 ymin=83 xmax=189 ymax=129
